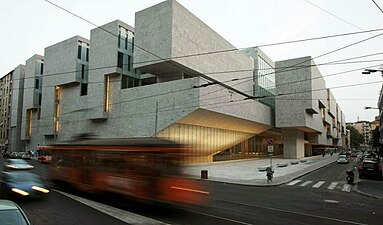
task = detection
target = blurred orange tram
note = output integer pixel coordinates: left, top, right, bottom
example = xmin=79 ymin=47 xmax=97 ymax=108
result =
xmin=39 ymin=137 xmax=209 ymax=205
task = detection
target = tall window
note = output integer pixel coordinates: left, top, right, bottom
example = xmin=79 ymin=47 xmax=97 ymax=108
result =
xmin=117 ymin=52 xmax=124 ymax=68
xmin=54 ymin=86 xmax=61 ymax=132
xmin=26 ymin=109 xmax=33 ymax=137
xmin=77 ymin=45 xmax=82 ymax=59
xmin=104 ymin=76 xmax=110 ymax=112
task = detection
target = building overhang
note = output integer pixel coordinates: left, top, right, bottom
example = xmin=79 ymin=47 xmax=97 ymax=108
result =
xmin=177 ymin=109 xmax=271 ymax=134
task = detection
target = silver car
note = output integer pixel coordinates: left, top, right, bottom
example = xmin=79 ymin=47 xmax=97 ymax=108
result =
xmin=0 ymin=200 xmax=31 ymax=225
xmin=337 ymin=155 xmax=349 ymax=164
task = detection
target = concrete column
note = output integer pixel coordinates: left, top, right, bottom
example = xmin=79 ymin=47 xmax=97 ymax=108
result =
xmin=283 ymin=129 xmax=305 ymax=159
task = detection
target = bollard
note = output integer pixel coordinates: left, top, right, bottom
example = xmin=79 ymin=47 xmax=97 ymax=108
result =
xmin=201 ymin=170 xmax=208 ymax=179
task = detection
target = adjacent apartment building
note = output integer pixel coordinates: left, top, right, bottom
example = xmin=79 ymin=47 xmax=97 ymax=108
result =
xmin=2 ymin=0 xmax=348 ymax=163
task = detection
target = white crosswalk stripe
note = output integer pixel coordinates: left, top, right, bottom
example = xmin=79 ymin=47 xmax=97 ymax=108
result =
xmin=299 ymin=181 xmax=313 ymax=187
xmin=341 ymin=184 xmax=351 ymax=192
xmin=287 ymin=180 xmax=302 ymax=186
xmin=312 ymin=181 xmax=325 ymax=188
xmin=285 ymin=179 xmax=352 ymax=193
xmin=327 ymin=182 xmax=338 ymax=190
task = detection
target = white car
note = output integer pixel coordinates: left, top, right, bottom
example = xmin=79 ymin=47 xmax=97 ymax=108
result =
xmin=337 ymin=155 xmax=349 ymax=164
xmin=3 ymin=159 xmax=34 ymax=170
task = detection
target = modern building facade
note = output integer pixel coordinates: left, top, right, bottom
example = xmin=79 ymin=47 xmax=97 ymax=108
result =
xmin=3 ymin=0 xmax=348 ymax=162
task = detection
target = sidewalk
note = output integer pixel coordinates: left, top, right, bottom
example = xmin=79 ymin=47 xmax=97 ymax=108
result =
xmin=184 ymin=154 xmax=383 ymax=199
xmin=184 ymin=154 xmax=338 ymax=186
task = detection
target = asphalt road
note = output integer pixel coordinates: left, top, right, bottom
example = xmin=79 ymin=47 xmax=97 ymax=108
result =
xmin=1 ymin=157 xmax=382 ymax=225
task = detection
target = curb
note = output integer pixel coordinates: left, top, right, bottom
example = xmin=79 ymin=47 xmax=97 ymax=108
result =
xmin=354 ymin=181 xmax=383 ymax=200
xmin=193 ymin=157 xmax=337 ymax=187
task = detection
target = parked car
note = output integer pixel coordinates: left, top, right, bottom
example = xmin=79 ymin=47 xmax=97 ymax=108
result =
xmin=21 ymin=152 xmax=31 ymax=160
xmin=337 ymin=155 xmax=349 ymax=164
xmin=358 ymin=160 xmax=382 ymax=180
xmin=3 ymin=159 xmax=34 ymax=171
xmin=0 ymin=199 xmax=31 ymax=225
xmin=350 ymin=152 xmax=357 ymax=157
xmin=0 ymin=170 xmax=50 ymax=198
xmin=9 ymin=152 xmax=19 ymax=159
xmin=2 ymin=151 xmax=11 ymax=158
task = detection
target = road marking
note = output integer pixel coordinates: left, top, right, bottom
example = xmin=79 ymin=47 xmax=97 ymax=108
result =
xmin=218 ymin=199 xmax=368 ymax=225
xmin=299 ymin=181 xmax=313 ymax=187
xmin=287 ymin=180 xmax=301 ymax=186
xmin=342 ymin=184 xmax=351 ymax=192
xmin=324 ymin=199 xmax=339 ymax=203
xmin=185 ymin=209 xmax=252 ymax=225
xmin=327 ymin=182 xmax=338 ymax=190
xmin=312 ymin=181 xmax=325 ymax=188
xmin=55 ymin=190 xmax=168 ymax=225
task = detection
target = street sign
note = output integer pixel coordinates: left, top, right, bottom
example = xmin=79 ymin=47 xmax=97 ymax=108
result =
xmin=268 ymin=139 xmax=273 ymax=145
xmin=267 ymin=145 xmax=274 ymax=153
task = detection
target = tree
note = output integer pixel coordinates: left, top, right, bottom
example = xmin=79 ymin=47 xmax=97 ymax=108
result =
xmin=346 ymin=125 xmax=364 ymax=148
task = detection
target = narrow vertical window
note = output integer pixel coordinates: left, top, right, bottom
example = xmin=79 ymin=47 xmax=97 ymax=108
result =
xmin=86 ymin=48 xmax=89 ymax=62
xmin=121 ymin=75 xmax=128 ymax=89
xmin=104 ymin=76 xmax=110 ymax=112
xmin=77 ymin=45 xmax=82 ymax=59
xmin=40 ymin=63 xmax=44 ymax=74
xmin=81 ymin=83 xmax=88 ymax=96
xmin=54 ymin=86 xmax=61 ymax=132
xmin=35 ymin=79 xmax=39 ymax=89
xmin=127 ymin=55 xmax=131 ymax=71
xmin=117 ymin=52 xmax=124 ymax=68
xmin=132 ymin=37 xmax=134 ymax=52
xmin=118 ymin=30 xmax=121 ymax=48
xmin=81 ymin=64 xmax=85 ymax=80
xmin=26 ymin=109 xmax=33 ymax=137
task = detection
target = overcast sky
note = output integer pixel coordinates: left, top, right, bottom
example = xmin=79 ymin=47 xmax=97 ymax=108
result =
xmin=1 ymin=0 xmax=383 ymax=122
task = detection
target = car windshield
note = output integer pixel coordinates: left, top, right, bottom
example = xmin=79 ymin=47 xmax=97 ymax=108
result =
xmin=7 ymin=171 xmax=42 ymax=183
xmin=0 ymin=209 xmax=28 ymax=225
xmin=338 ymin=156 xmax=346 ymax=159
xmin=363 ymin=163 xmax=378 ymax=169
xmin=8 ymin=159 xmax=29 ymax=165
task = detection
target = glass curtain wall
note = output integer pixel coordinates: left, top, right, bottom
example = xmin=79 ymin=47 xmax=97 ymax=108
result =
xmin=157 ymin=123 xmax=253 ymax=164
xmin=255 ymin=56 xmax=276 ymax=108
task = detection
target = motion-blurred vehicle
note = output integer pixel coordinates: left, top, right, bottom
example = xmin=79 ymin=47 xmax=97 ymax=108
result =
xmin=337 ymin=155 xmax=349 ymax=164
xmin=40 ymin=137 xmax=209 ymax=205
xmin=350 ymin=152 xmax=357 ymax=157
xmin=0 ymin=200 xmax=31 ymax=225
xmin=3 ymin=159 xmax=34 ymax=170
xmin=9 ymin=152 xmax=19 ymax=159
xmin=20 ymin=152 xmax=31 ymax=160
xmin=358 ymin=160 xmax=382 ymax=180
xmin=0 ymin=170 xmax=50 ymax=198
xmin=3 ymin=151 xmax=11 ymax=158
xmin=37 ymin=150 xmax=51 ymax=163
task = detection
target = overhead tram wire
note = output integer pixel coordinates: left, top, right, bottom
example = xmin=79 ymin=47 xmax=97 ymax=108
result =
xmin=42 ymin=1 xmax=383 ymax=74
xmin=26 ymin=78 xmax=383 ymax=131
xmin=372 ymin=0 xmax=383 ymax=14
xmin=38 ymin=1 xmax=383 ymax=118
xmin=188 ymin=31 xmax=383 ymax=106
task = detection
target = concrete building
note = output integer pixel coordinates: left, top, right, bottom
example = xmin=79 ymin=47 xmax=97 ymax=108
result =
xmin=10 ymin=0 xmax=347 ymax=162
xmin=20 ymin=55 xmax=44 ymax=150
xmin=0 ymin=65 xmax=25 ymax=152
xmin=275 ymin=56 xmax=346 ymax=158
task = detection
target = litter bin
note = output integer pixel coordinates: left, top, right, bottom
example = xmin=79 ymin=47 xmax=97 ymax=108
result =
xmin=201 ymin=170 xmax=208 ymax=179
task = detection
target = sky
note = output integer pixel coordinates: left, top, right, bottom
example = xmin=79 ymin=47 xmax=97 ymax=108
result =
xmin=1 ymin=0 xmax=383 ymax=123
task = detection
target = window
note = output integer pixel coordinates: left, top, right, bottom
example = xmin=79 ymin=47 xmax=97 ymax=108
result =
xmin=81 ymin=65 xmax=85 ymax=80
xmin=86 ymin=48 xmax=89 ymax=62
xmin=132 ymin=37 xmax=134 ymax=52
xmin=117 ymin=52 xmax=124 ymax=68
xmin=121 ymin=75 xmax=128 ymax=89
xmin=118 ymin=30 xmax=121 ymax=48
xmin=81 ymin=83 xmax=88 ymax=96
xmin=127 ymin=55 xmax=131 ymax=71
xmin=121 ymin=75 xmax=139 ymax=89
xmin=77 ymin=45 xmax=82 ymax=59
xmin=35 ymin=79 xmax=39 ymax=89
xmin=40 ymin=63 xmax=44 ymax=74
